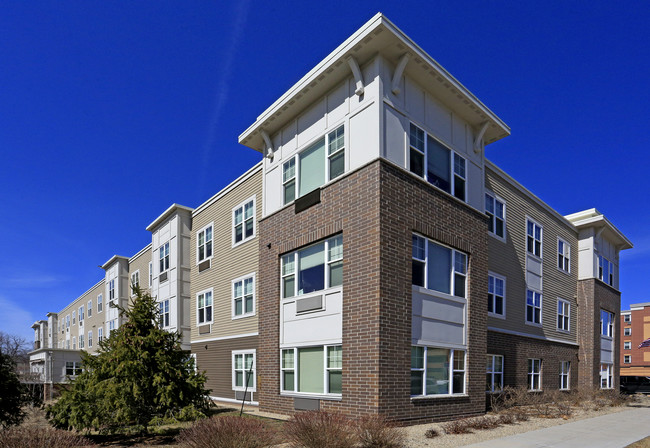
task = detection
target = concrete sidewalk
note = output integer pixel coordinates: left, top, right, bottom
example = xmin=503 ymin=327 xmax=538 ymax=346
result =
xmin=465 ymin=406 xmax=650 ymax=447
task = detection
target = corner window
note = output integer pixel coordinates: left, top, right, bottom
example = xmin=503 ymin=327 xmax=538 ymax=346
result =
xmin=281 ymin=345 xmax=342 ymax=395
xmin=131 ymin=270 xmax=140 ymax=295
xmin=488 ymin=273 xmax=505 ymax=317
xmin=601 ymin=310 xmax=614 ymax=337
xmin=598 ymin=255 xmax=614 ymax=286
xmin=527 ymin=359 xmax=542 ymax=390
xmin=526 ymin=219 xmax=542 ymax=258
xmin=624 ymin=355 xmax=631 ymax=364
xmin=558 ymin=239 xmax=570 ymax=273
xmin=159 ymin=242 xmax=170 ymax=273
xmin=87 ymin=300 xmax=92 ymax=318
xmin=624 ymin=341 xmax=631 ymax=350
xmin=197 ymin=223 xmax=213 ymax=263
xmin=486 ymin=355 xmax=503 ymax=392
xmin=197 ymin=290 xmax=213 ymax=325
xmin=526 ymin=290 xmax=542 ymax=324
xmin=233 ymin=351 xmax=256 ymax=391
xmin=600 ymin=363 xmax=613 ymax=389
xmin=159 ymin=300 xmax=170 ymax=328
xmin=233 ymin=274 xmax=255 ymax=318
xmin=233 ymin=198 xmax=255 ymax=246
xmin=97 ymin=294 xmax=103 ymax=313
xmin=559 ymin=361 xmax=570 ymax=390
xmin=624 ymin=327 xmax=631 ymax=336
xmin=485 ymin=192 xmax=505 ymax=238
xmin=411 ymin=346 xmax=465 ymax=396
xmin=281 ymin=235 xmax=342 ymax=299
xmin=283 ymin=126 xmax=345 ymax=205
xmin=557 ymin=299 xmax=570 ymax=332
xmin=409 ymin=123 xmax=466 ymax=201
xmin=412 ymin=234 xmax=467 ymax=298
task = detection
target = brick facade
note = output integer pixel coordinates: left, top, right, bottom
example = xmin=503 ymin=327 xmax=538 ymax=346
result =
xmin=620 ymin=304 xmax=650 ymax=376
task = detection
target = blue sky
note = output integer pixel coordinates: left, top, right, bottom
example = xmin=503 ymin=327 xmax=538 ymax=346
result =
xmin=1 ymin=1 xmax=648 ymax=343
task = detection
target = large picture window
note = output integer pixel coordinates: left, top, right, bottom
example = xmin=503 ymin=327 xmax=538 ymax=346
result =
xmin=281 ymin=235 xmax=342 ymax=299
xmin=281 ymin=345 xmax=342 ymax=395
xmin=486 ymin=355 xmax=503 ymax=392
xmin=412 ymin=234 xmax=467 ymax=298
xmin=411 ymin=346 xmax=465 ymax=396
xmin=283 ymin=126 xmax=345 ymax=205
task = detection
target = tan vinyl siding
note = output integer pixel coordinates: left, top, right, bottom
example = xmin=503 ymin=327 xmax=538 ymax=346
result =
xmin=57 ymin=280 xmax=105 ymax=354
xmin=190 ymin=168 xmax=262 ymax=341
xmin=128 ymin=245 xmax=152 ymax=298
xmin=486 ymin=165 xmax=578 ymax=343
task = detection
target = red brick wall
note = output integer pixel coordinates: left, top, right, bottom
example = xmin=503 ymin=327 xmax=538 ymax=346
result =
xmin=620 ymin=305 xmax=650 ymax=376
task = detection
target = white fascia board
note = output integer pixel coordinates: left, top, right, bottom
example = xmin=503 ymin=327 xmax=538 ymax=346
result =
xmin=146 ymin=203 xmax=194 ymax=232
xmin=129 ymin=243 xmax=153 ymax=263
xmin=565 ymin=209 xmax=633 ymax=250
xmin=100 ymin=255 xmax=130 ymax=270
xmin=193 ymin=162 xmax=262 ymax=217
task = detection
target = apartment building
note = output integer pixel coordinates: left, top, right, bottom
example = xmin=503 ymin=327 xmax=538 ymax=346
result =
xmin=30 ymin=13 xmax=632 ymax=422
xmin=620 ymin=303 xmax=650 ymax=378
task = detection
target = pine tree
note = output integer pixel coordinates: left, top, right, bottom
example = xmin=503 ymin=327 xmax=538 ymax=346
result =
xmin=0 ymin=349 xmax=27 ymax=428
xmin=48 ymin=287 xmax=209 ymax=433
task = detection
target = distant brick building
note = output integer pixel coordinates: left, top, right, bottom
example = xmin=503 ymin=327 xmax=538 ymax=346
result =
xmin=621 ymin=303 xmax=650 ymax=378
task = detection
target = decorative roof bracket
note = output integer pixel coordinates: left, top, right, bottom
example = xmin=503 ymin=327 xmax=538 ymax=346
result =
xmin=261 ymin=130 xmax=274 ymax=160
xmin=346 ymin=56 xmax=364 ymax=96
xmin=391 ymin=53 xmax=410 ymax=95
xmin=474 ymin=121 xmax=489 ymax=154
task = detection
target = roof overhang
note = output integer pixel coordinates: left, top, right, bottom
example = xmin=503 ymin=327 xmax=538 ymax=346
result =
xmin=238 ymin=12 xmax=510 ymax=152
xmin=100 ymin=255 xmax=130 ymax=270
xmin=145 ymin=203 xmax=194 ymax=232
xmin=565 ymin=208 xmax=633 ymax=250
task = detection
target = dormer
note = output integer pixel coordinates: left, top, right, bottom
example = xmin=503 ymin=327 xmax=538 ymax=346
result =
xmin=101 ymin=254 xmax=130 ymax=335
xmin=47 ymin=312 xmax=58 ymax=349
xmin=565 ymin=208 xmax=633 ymax=290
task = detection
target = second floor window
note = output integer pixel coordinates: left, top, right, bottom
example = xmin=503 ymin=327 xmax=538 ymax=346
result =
xmin=526 ymin=289 xmax=542 ymax=324
xmin=233 ymin=275 xmax=255 ymax=317
xmin=87 ymin=300 xmax=92 ymax=318
xmin=526 ymin=219 xmax=542 ymax=257
xmin=79 ymin=306 xmax=84 ymax=324
xmin=488 ymin=274 xmax=505 ymax=317
xmin=108 ymin=279 xmax=115 ymax=301
xmin=159 ymin=242 xmax=170 ymax=273
xmin=97 ymin=294 xmax=103 ymax=313
xmin=282 ymin=235 xmax=342 ymax=299
xmin=558 ymin=239 xmax=570 ymax=272
xmin=197 ymin=291 xmax=213 ymax=325
xmin=412 ymin=234 xmax=467 ymax=298
xmin=131 ymin=271 xmax=140 ymax=294
xmin=485 ymin=193 xmax=505 ymax=238
xmin=197 ymin=224 xmax=213 ymax=262
xmin=557 ymin=299 xmax=570 ymax=331
xmin=233 ymin=199 xmax=255 ymax=245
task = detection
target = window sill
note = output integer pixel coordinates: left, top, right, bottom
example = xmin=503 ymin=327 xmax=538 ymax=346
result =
xmin=412 ymin=285 xmax=466 ymax=304
xmin=488 ymin=232 xmax=507 ymax=243
xmin=232 ymin=313 xmax=255 ymax=321
xmin=488 ymin=312 xmax=506 ymax=320
xmin=280 ymin=392 xmax=342 ymax=401
xmin=525 ymin=321 xmax=543 ymax=328
xmin=232 ymin=236 xmax=255 ymax=249
xmin=557 ymin=267 xmax=571 ymax=276
xmin=411 ymin=394 xmax=468 ymax=401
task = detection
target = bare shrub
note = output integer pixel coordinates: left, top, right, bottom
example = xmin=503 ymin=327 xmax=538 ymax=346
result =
xmin=465 ymin=416 xmax=500 ymax=430
xmin=177 ymin=415 xmax=277 ymax=448
xmin=497 ymin=413 xmax=515 ymax=425
xmin=424 ymin=428 xmax=439 ymax=438
xmin=0 ymin=426 xmax=95 ymax=448
xmin=441 ymin=419 xmax=472 ymax=435
xmin=356 ymin=415 xmax=404 ymax=448
xmin=556 ymin=402 xmax=573 ymax=418
xmin=513 ymin=411 xmax=529 ymax=422
xmin=284 ymin=411 xmax=356 ymax=448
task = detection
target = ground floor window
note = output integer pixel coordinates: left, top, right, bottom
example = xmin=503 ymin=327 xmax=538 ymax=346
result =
xmin=411 ymin=346 xmax=465 ymax=396
xmin=486 ymin=354 xmax=503 ymax=392
xmin=528 ymin=359 xmax=542 ymax=391
xmin=559 ymin=361 xmax=570 ymax=390
xmin=232 ymin=350 xmax=256 ymax=391
xmin=600 ymin=363 xmax=613 ymax=389
xmin=65 ymin=361 xmax=82 ymax=376
xmin=281 ymin=345 xmax=342 ymax=395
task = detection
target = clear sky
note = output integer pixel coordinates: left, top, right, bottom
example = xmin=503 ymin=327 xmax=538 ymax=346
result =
xmin=1 ymin=1 xmax=648 ymax=343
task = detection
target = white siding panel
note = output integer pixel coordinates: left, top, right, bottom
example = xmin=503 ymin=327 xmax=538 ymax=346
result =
xmin=404 ymin=77 xmax=425 ymax=124
xmin=297 ymin=99 xmax=326 ymax=147
xmin=384 ymin=104 xmax=406 ymax=167
xmin=412 ymin=289 xmax=466 ymax=347
xmin=452 ymin=115 xmax=467 ymax=152
xmin=349 ymin=102 xmax=379 ymax=172
xmin=280 ymin=290 xmax=342 ymax=346
xmin=413 ymin=317 xmax=465 ymax=347
xmin=327 ymin=81 xmax=348 ymax=126
xmin=265 ymin=164 xmax=282 ymax=216
xmin=425 ymin=94 xmax=452 ymax=145
xmin=601 ymin=337 xmax=613 ymax=363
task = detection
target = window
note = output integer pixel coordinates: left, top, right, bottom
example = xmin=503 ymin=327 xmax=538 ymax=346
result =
xmin=411 ymin=346 xmax=466 ymax=396
xmin=486 ymin=355 xmax=503 ymax=392
xmin=131 ymin=270 xmax=140 ymax=294
xmin=78 ymin=334 xmax=84 ymax=349
xmin=72 ymin=336 xmax=76 ymax=350
xmin=526 ymin=290 xmax=542 ymax=324
xmin=485 ymin=192 xmax=505 ymax=238
xmin=624 ymin=327 xmax=631 ymax=336
xmin=108 ymin=279 xmax=115 ymax=301
xmin=526 ymin=219 xmax=542 ymax=257
xmin=159 ymin=300 xmax=170 ymax=328
xmin=233 ymin=199 xmax=255 ymax=245
xmin=87 ymin=300 xmax=92 ymax=318
xmin=197 ymin=223 xmax=213 ymax=262
xmin=88 ymin=331 xmax=93 ymax=348
xmin=197 ymin=290 xmax=213 ymax=325
xmin=78 ymin=306 xmax=84 ymax=324
xmin=488 ymin=274 xmax=505 ymax=317
xmin=601 ymin=310 xmax=614 ymax=337
xmin=598 ymin=255 xmax=614 ymax=286
xmin=412 ymin=234 xmax=467 ymax=298
xmin=624 ymin=341 xmax=631 ymax=350
xmin=281 ymin=345 xmax=342 ymax=395
xmin=233 ymin=351 xmax=256 ymax=391
xmin=98 ymin=327 xmax=103 ymax=343
xmin=281 ymin=235 xmax=342 ymax=299
xmin=65 ymin=361 xmax=82 ymax=376
xmin=600 ymin=363 xmax=613 ymax=389
xmin=149 ymin=262 xmax=153 ymax=287
xmin=527 ymin=359 xmax=542 ymax=391
xmin=72 ymin=311 xmax=76 ymax=325
xmin=97 ymin=294 xmax=103 ymax=313
xmin=409 ymin=123 xmax=466 ymax=201
xmin=66 ymin=340 xmax=70 ymax=349
xmin=557 ymin=299 xmax=570 ymax=331
xmin=624 ymin=355 xmax=631 ymax=364
xmin=283 ymin=126 xmax=345 ymax=205
xmin=558 ymin=239 xmax=570 ymax=273
xmin=233 ymin=275 xmax=255 ymax=318
xmin=559 ymin=361 xmax=570 ymax=390
xmin=624 ymin=314 xmax=631 ymax=323
xmin=66 ymin=315 xmax=70 ymax=330
xmin=159 ymin=242 xmax=170 ymax=273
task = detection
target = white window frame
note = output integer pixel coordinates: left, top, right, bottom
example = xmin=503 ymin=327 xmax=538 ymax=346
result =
xmin=408 ymin=122 xmax=467 ymax=202
xmin=280 ymin=345 xmax=342 ymax=397
xmin=412 ymin=234 xmax=468 ymax=299
xmin=197 ymin=222 xmax=214 ymax=264
xmin=601 ymin=310 xmax=614 ymax=337
xmin=600 ymin=363 xmax=613 ymax=389
xmin=526 ymin=289 xmax=542 ymax=326
xmin=88 ymin=330 xmax=93 ymax=348
xmin=196 ymin=288 xmax=213 ymax=325
xmin=486 ymin=354 xmax=504 ymax=393
xmin=526 ymin=218 xmax=543 ymax=258
xmin=78 ymin=334 xmax=84 ymax=349
xmin=410 ymin=346 xmax=466 ymax=397
xmin=159 ymin=299 xmax=170 ymax=328
xmin=232 ymin=197 xmax=256 ymax=247
xmin=485 ymin=191 xmax=506 ymax=240
xmin=72 ymin=336 xmax=76 ymax=350
xmin=624 ymin=341 xmax=631 ymax=350
xmin=488 ymin=272 xmax=506 ymax=318
xmin=87 ymin=300 xmax=92 ymax=318
xmin=598 ymin=255 xmax=614 ymax=286
xmin=624 ymin=314 xmax=631 ymax=323
xmin=98 ymin=327 xmax=103 ymax=343
xmin=232 ymin=273 xmax=256 ymax=319
xmin=624 ymin=355 xmax=631 ymax=364
xmin=282 ymin=125 xmax=346 ymax=206
xmin=557 ymin=298 xmax=570 ymax=332
xmin=131 ymin=270 xmax=140 ymax=295
xmin=148 ymin=262 xmax=153 ymax=287
xmin=108 ymin=279 xmax=115 ymax=302
xmin=159 ymin=242 xmax=170 ymax=274
xmin=624 ymin=327 xmax=631 ymax=336
xmin=557 ymin=238 xmax=570 ymax=273
xmin=78 ymin=306 xmax=84 ymax=325
xmin=527 ymin=358 xmax=542 ymax=391
xmin=559 ymin=361 xmax=570 ymax=390
xmin=66 ymin=315 xmax=70 ymax=331
xmin=97 ymin=294 xmax=103 ymax=313
xmin=232 ymin=349 xmax=256 ymax=392
xmin=65 ymin=361 xmax=82 ymax=377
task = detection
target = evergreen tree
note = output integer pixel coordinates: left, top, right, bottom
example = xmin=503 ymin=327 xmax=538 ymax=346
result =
xmin=0 ymin=349 xmax=27 ymax=428
xmin=48 ymin=287 xmax=209 ymax=433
